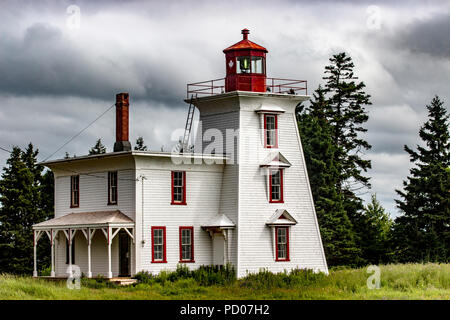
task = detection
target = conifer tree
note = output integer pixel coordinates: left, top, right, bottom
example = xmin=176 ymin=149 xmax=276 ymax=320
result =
xmin=394 ymin=96 xmax=450 ymax=262
xmin=358 ymin=194 xmax=393 ymax=264
xmin=88 ymin=138 xmax=106 ymax=155
xmin=0 ymin=144 xmax=52 ymax=274
xmin=298 ymin=86 xmax=361 ymax=266
xmin=323 ymin=52 xmax=372 ymax=195
xmin=134 ymin=136 xmax=148 ymax=151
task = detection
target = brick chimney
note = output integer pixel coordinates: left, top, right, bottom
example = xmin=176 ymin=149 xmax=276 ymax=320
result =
xmin=113 ymin=92 xmax=132 ymax=152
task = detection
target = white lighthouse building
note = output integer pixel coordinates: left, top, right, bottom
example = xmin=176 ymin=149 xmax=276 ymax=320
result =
xmin=32 ymin=29 xmax=328 ymax=279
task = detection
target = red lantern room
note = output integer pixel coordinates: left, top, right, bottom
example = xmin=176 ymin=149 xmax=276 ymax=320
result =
xmin=223 ymin=29 xmax=268 ymax=93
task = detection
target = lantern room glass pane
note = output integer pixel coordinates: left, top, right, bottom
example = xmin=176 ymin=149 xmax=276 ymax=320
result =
xmin=237 ymin=56 xmax=251 ymax=74
xmin=251 ymin=57 xmax=264 ymax=74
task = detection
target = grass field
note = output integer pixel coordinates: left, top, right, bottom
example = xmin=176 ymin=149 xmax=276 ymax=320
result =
xmin=0 ymin=263 xmax=449 ymax=300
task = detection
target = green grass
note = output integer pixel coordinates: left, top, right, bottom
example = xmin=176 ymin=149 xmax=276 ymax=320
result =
xmin=0 ymin=263 xmax=449 ymax=300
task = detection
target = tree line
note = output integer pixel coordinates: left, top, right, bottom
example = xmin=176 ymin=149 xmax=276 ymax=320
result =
xmin=297 ymin=52 xmax=449 ymax=266
xmin=0 ymin=53 xmax=448 ymax=275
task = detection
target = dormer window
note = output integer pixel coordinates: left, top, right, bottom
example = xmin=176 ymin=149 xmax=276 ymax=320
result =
xmin=264 ymin=114 xmax=278 ymax=148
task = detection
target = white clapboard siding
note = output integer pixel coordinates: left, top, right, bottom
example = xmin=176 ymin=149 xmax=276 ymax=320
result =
xmin=135 ymin=156 xmax=224 ymax=274
xmin=237 ymin=97 xmax=328 ymax=277
xmin=54 ymin=169 xmax=136 ymax=220
xmin=197 ymin=109 xmax=240 ymax=267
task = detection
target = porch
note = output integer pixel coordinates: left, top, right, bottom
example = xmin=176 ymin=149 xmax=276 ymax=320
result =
xmin=32 ymin=210 xmax=135 ymax=279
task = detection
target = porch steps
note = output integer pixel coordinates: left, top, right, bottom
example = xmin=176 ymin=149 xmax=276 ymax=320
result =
xmin=109 ymin=277 xmax=137 ymax=286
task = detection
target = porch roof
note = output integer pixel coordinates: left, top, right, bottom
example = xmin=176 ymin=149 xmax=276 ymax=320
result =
xmin=202 ymin=214 xmax=236 ymax=229
xmin=33 ymin=210 xmax=134 ymax=230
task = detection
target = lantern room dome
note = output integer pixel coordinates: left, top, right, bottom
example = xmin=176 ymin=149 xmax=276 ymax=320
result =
xmin=223 ymin=29 xmax=268 ymax=53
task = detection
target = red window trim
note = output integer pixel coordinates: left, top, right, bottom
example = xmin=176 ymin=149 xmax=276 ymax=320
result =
xmin=70 ymin=175 xmax=79 ymax=208
xmin=179 ymin=226 xmax=195 ymax=263
xmin=275 ymin=226 xmax=290 ymax=262
xmin=264 ymin=114 xmax=278 ymax=148
xmin=269 ymin=169 xmax=284 ymax=203
xmin=107 ymin=171 xmax=118 ymax=205
xmin=171 ymin=171 xmax=187 ymax=205
xmin=151 ymin=226 xmax=167 ymax=263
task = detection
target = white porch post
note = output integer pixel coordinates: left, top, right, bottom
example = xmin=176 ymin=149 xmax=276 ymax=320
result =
xmin=68 ymin=228 xmax=73 ymax=275
xmin=50 ymin=229 xmax=55 ymax=277
xmin=87 ymin=228 xmax=92 ymax=278
xmin=107 ymin=227 xmax=112 ymax=278
xmin=33 ymin=230 xmax=37 ymax=277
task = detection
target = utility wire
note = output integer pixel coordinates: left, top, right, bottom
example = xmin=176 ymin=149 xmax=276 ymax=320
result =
xmin=42 ymin=103 xmax=116 ymax=162
xmin=0 ymin=146 xmax=12 ymax=153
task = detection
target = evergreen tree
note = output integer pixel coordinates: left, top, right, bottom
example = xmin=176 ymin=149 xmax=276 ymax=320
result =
xmin=88 ymin=138 xmax=106 ymax=155
xmin=394 ymin=96 xmax=450 ymax=262
xmin=0 ymin=144 xmax=52 ymax=274
xmin=134 ymin=136 xmax=148 ymax=151
xmin=323 ymin=52 xmax=372 ymax=195
xmin=298 ymin=86 xmax=361 ymax=266
xmin=358 ymin=194 xmax=393 ymax=264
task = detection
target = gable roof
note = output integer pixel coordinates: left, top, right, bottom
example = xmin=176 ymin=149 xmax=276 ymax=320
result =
xmin=266 ymin=209 xmax=297 ymax=226
xmin=33 ymin=210 xmax=134 ymax=229
xmin=260 ymin=152 xmax=292 ymax=168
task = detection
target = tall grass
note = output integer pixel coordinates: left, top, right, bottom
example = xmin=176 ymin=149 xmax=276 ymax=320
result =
xmin=1 ymin=263 xmax=449 ymax=300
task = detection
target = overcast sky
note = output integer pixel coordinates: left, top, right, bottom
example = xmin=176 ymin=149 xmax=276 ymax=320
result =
xmin=0 ymin=0 xmax=449 ymax=217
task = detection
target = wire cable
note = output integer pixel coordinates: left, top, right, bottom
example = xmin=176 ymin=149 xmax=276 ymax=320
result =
xmin=42 ymin=103 xmax=116 ymax=162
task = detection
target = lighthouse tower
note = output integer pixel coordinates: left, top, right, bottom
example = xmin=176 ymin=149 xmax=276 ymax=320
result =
xmin=188 ymin=29 xmax=328 ymax=277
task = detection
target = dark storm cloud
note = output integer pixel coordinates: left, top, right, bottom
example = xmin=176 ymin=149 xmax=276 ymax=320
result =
xmin=0 ymin=22 xmax=184 ymax=105
xmin=396 ymin=13 xmax=450 ymax=59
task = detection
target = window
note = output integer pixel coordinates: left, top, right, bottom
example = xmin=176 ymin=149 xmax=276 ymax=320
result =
xmin=171 ymin=171 xmax=186 ymax=205
xmin=264 ymin=114 xmax=278 ymax=148
xmin=65 ymin=238 xmax=75 ymax=264
xmin=179 ymin=227 xmax=194 ymax=262
xmin=70 ymin=175 xmax=79 ymax=207
xmin=251 ymin=57 xmax=264 ymax=74
xmin=275 ymin=227 xmax=289 ymax=261
xmin=151 ymin=227 xmax=166 ymax=263
xmin=108 ymin=171 xmax=118 ymax=205
xmin=269 ymin=169 xmax=284 ymax=203
xmin=237 ymin=56 xmax=251 ymax=74
xmin=236 ymin=56 xmax=265 ymax=74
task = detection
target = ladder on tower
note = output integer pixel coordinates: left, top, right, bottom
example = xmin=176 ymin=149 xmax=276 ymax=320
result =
xmin=180 ymin=94 xmax=196 ymax=153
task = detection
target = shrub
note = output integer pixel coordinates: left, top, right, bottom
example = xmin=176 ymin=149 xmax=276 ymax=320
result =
xmin=134 ymin=271 xmax=155 ymax=284
xmin=134 ymin=264 xmax=236 ymax=286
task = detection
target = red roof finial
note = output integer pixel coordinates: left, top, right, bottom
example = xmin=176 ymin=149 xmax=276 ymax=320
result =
xmin=242 ymin=28 xmax=249 ymax=40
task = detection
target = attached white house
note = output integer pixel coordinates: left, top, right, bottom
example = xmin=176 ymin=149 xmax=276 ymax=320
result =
xmin=32 ymin=29 xmax=328 ymax=279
